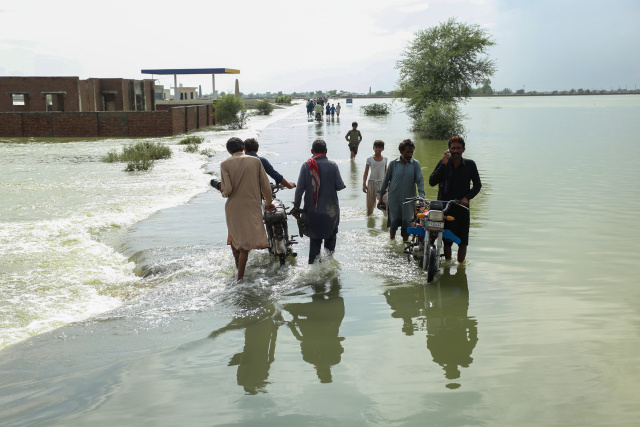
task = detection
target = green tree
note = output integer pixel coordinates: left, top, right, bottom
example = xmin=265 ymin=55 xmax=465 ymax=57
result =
xmin=395 ymin=18 xmax=496 ymax=122
xmin=254 ymin=99 xmax=274 ymax=115
xmin=480 ymin=79 xmax=494 ymax=94
xmin=214 ymin=94 xmax=248 ymax=129
xmin=415 ymin=101 xmax=466 ymax=139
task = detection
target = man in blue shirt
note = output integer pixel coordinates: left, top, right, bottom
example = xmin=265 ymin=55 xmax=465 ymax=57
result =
xmin=293 ymin=140 xmax=346 ymax=264
xmin=243 ymin=138 xmax=296 ymax=189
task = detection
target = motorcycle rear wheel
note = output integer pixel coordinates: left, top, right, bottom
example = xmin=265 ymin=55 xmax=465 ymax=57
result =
xmin=427 ymin=245 xmax=438 ymax=282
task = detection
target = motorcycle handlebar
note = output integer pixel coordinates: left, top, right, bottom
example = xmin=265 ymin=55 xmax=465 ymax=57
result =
xmin=288 ymin=206 xmax=306 ymax=216
xmin=402 ymin=197 xmax=469 ymax=211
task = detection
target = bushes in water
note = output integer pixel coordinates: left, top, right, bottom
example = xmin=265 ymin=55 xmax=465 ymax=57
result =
xmin=413 ymin=101 xmax=466 ymax=139
xmin=184 ymin=143 xmax=199 ymax=153
xmin=102 ymin=150 xmax=120 ymax=163
xmin=177 ymin=135 xmax=214 ymax=156
xmin=254 ymin=99 xmax=274 ymax=116
xmin=102 ymin=141 xmax=172 ymax=171
xmin=214 ymin=94 xmax=248 ymax=129
xmin=275 ymin=95 xmax=291 ymax=104
xmin=178 ymin=136 xmax=204 ymax=145
xmin=179 ymin=135 xmax=204 ymax=153
xmin=361 ymin=103 xmax=390 ymax=115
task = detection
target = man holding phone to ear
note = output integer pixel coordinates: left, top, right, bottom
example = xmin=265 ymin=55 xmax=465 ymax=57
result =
xmin=429 ymin=136 xmax=482 ymax=263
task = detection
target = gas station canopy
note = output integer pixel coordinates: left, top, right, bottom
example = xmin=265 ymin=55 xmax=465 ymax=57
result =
xmin=141 ymin=68 xmax=239 ymax=75
xmin=140 ymin=68 xmax=240 ymax=99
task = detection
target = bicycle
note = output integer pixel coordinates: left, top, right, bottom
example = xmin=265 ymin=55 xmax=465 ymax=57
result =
xmin=403 ymin=197 xmax=469 ymax=282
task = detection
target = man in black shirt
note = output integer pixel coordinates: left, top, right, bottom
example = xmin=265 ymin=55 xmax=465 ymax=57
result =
xmin=429 ymin=136 xmax=482 ymax=263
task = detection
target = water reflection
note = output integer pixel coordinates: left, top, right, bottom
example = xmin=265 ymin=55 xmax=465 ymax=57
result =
xmin=282 ymin=279 xmax=345 ymax=383
xmin=384 ymin=267 xmax=478 ymax=388
xmin=209 ymin=304 xmax=280 ymax=395
xmin=349 ymin=159 xmax=360 ymax=192
xmin=208 ymin=279 xmax=345 ymax=393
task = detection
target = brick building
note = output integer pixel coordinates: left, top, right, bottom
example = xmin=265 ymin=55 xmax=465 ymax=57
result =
xmin=0 ymin=76 xmax=155 ymax=113
xmin=0 ymin=76 xmax=214 ymax=137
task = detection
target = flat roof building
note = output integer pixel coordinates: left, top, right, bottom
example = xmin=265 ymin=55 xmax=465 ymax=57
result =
xmin=0 ymin=76 xmax=156 ymax=113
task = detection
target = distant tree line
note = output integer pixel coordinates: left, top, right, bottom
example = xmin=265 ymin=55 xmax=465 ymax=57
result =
xmin=472 ymin=80 xmax=640 ymax=96
xmin=225 ymin=84 xmax=637 ymax=100
xmin=240 ymin=89 xmax=395 ymax=98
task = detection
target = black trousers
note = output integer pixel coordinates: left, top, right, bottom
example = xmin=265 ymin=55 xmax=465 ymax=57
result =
xmin=308 ymin=229 xmax=338 ymax=264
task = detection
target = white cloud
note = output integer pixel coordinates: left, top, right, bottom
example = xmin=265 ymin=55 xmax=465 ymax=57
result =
xmin=396 ymin=2 xmax=430 ymax=13
xmin=1 ymin=0 xmax=638 ymax=93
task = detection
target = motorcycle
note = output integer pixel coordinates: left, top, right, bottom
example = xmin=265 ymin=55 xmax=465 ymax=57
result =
xmin=263 ymin=183 xmax=298 ymax=265
xmin=403 ymin=197 xmax=469 ymax=282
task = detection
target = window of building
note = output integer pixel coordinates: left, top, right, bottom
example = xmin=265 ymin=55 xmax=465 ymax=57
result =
xmin=11 ymin=94 xmax=24 ymax=106
xmin=45 ymin=94 xmax=53 ymax=111
xmin=10 ymin=93 xmax=31 ymax=111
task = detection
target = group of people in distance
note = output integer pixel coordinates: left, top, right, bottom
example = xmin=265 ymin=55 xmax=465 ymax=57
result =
xmin=211 ymin=127 xmax=481 ymax=281
xmin=307 ymin=98 xmax=341 ymax=119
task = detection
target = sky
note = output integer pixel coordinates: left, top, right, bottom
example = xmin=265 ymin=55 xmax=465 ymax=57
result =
xmin=1 ymin=0 xmax=639 ymax=94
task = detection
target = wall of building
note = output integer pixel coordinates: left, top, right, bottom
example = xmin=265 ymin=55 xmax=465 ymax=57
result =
xmin=55 ymin=113 xmax=99 ymax=137
xmin=0 ymin=113 xmax=22 ymax=136
xmin=128 ymin=112 xmax=174 ymax=137
xmin=0 ymin=105 xmax=214 ymax=138
xmin=0 ymin=77 xmax=81 ymax=112
xmin=1 ymin=77 xmax=156 ymax=114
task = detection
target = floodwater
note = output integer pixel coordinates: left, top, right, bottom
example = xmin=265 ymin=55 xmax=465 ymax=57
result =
xmin=1 ymin=96 xmax=640 ymax=426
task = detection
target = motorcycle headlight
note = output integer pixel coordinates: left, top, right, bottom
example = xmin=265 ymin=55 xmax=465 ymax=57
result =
xmin=428 ymin=210 xmax=444 ymax=222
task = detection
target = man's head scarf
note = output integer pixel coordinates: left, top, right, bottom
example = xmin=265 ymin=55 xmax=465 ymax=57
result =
xmin=306 ymin=153 xmax=325 ymax=208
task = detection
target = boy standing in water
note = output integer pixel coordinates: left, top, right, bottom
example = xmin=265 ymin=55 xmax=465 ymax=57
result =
xmin=362 ymin=140 xmax=387 ymax=216
xmin=345 ymin=121 xmax=362 ymax=159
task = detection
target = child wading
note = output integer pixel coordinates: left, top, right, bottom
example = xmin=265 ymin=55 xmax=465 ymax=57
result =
xmin=345 ymin=121 xmax=362 ymax=160
xmin=362 ymin=140 xmax=387 ymax=216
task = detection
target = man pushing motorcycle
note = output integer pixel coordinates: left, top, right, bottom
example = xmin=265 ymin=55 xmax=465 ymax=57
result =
xmin=428 ymin=136 xmax=482 ymax=263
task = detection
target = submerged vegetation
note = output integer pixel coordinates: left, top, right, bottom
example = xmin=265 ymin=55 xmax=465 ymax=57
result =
xmin=361 ymin=103 xmax=390 ymax=116
xmin=179 ymin=135 xmax=204 ymax=153
xmin=102 ymin=142 xmax=172 ymax=171
xmin=214 ymin=94 xmax=248 ymax=129
xmin=178 ymin=136 xmax=204 ymax=145
xmin=254 ymin=99 xmax=274 ymax=116
xmin=274 ymin=95 xmax=292 ymax=104
xmin=414 ymin=101 xmax=466 ymax=139
xmin=179 ymin=135 xmax=215 ymax=156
